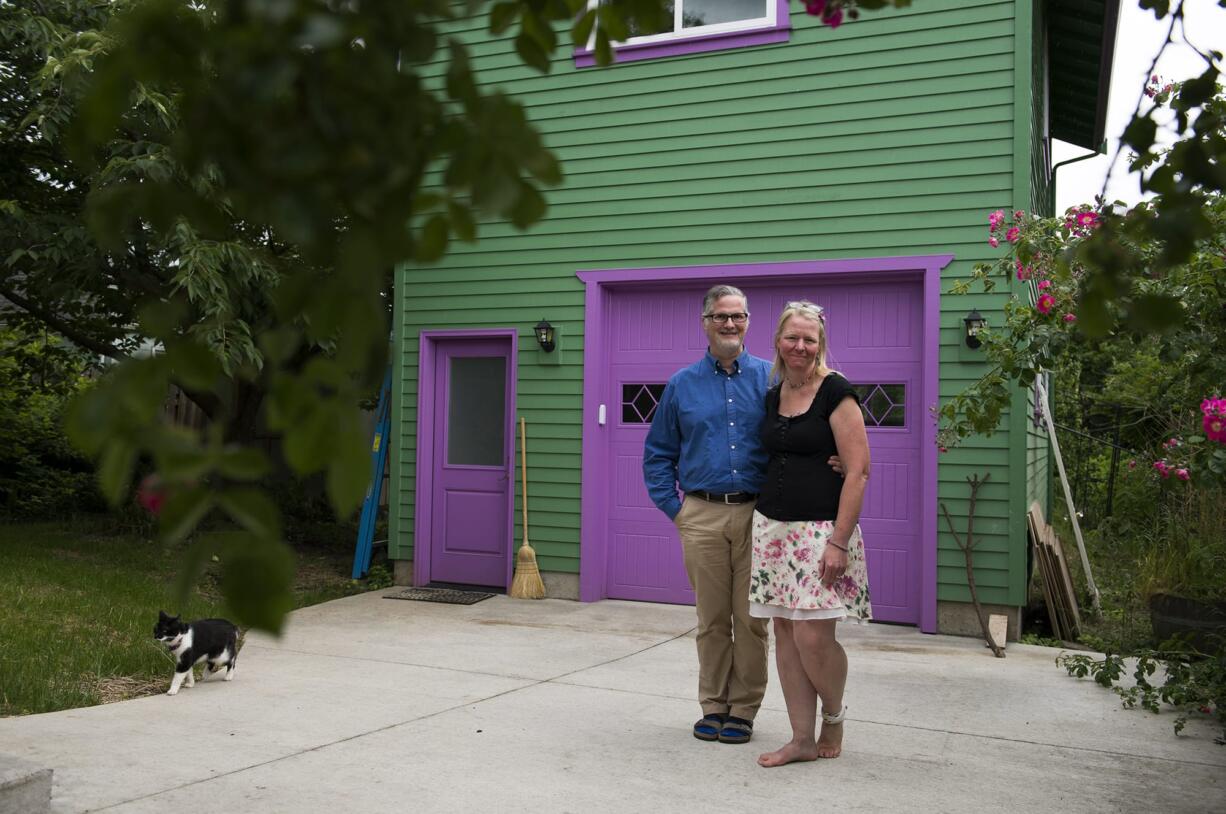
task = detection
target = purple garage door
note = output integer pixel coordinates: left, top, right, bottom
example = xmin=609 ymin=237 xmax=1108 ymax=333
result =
xmin=605 ymin=280 xmax=923 ymax=625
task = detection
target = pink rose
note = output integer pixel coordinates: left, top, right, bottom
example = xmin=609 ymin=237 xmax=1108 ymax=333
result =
xmin=1062 ymin=313 xmax=1077 ymax=323
xmin=1036 ymin=293 xmax=1055 ymax=314
xmin=988 ymin=237 xmax=999 ymax=248
xmin=1005 ymin=226 xmax=1021 ymax=244
xmin=1175 ymin=468 xmax=1190 ymax=481
xmin=136 ymin=474 xmax=167 ymax=515
xmin=1037 ymin=279 xmax=1052 ymax=290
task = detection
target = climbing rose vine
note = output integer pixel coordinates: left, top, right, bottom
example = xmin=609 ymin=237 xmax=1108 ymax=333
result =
xmin=801 ymin=0 xmax=912 ymax=28
xmin=941 ymin=196 xmax=1226 ymax=489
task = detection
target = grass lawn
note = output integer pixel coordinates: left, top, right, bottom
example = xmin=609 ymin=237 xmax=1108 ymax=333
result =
xmin=0 ymin=517 xmax=383 ymax=716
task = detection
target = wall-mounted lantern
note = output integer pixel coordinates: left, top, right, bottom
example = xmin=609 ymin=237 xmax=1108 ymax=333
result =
xmin=534 ymin=319 xmax=556 ymax=353
xmin=964 ymin=309 xmax=986 ymax=349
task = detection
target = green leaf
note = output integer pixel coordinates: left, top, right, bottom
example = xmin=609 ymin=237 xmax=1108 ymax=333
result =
xmin=490 ymin=2 xmax=519 ymax=34
xmin=415 ymin=214 xmax=450 ymax=263
xmin=525 ymin=149 xmax=563 ymax=186
xmin=66 ymin=388 xmax=112 ymax=456
xmin=159 ymin=486 xmax=214 ymax=546
xmin=447 ymin=201 xmax=477 ymax=242
xmin=571 ymin=9 xmax=596 ymax=48
xmin=1122 ymin=115 xmax=1158 ymax=154
xmin=173 ymin=533 xmax=224 ymax=609
xmin=215 ymin=448 xmax=272 ymax=479
xmin=412 ymin=192 xmax=445 ymax=215
xmin=515 ymin=31 xmax=551 ymax=73
xmin=326 ymin=420 xmax=370 ymax=516
xmin=155 ymin=435 xmax=214 ymax=481
xmin=507 ymin=182 xmax=546 ymax=229
xmin=521 ymin=8 xmax=557 ymax=52
xmin=445 ymin=39 xmax=478 ymax=104
xmin=283 ymin=406 xmax=335 ymax=475
xmin=1128 ymin=293 xmax=1183 ymax=332
xmin=257 ymin=327 xmax=302 ymax=366
xmin=97 ymin=441 xmax=137 ymax=505
xmin=218 ymin=533 xmax=296 ymax=635
xmin=165 ymin=341 xmax=222 ymax=391
xmin=594 ymin=28 xmax=613 ymax=66
xmin=217 ymin=488 xmax=282 ymax=539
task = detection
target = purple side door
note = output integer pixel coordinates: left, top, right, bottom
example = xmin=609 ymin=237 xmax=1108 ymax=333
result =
xmin=604 ymin=280 xmax=923 ymax=624
xmin=428 ymin=339 xmax=513 ymax=587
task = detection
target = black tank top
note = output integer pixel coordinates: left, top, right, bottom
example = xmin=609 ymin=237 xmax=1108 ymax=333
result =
xmin=755 ymin=373 xmax=859 ymax=522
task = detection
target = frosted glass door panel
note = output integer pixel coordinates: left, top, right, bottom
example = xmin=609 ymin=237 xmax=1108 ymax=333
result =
xmin=446 ymin=357 xmax=506 ymax=466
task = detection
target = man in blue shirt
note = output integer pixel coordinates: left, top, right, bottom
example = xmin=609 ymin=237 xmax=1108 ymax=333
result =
xmin=643 ymin=284 xmax=771 ymax=746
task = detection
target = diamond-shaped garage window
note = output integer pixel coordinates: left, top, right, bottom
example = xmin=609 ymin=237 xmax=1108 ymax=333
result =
xmin=622 ymin=383 xmax=666 ymax=424
xmin=852 ymin=383 xmax=905 ymax=428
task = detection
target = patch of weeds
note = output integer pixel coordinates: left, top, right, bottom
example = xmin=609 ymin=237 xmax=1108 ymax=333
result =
xmin=1020 ymin=633 xmax=1063 ymax=648
xmin=361 ymin=563 xmax=394 ymax=591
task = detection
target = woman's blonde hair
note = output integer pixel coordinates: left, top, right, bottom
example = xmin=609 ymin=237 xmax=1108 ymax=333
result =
xmin=770 ymin=300 xmax=828 ymax=385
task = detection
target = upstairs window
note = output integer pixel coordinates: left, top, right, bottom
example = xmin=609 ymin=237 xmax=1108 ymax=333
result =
xmin=574 ymin=0 xmax=789 ymax=67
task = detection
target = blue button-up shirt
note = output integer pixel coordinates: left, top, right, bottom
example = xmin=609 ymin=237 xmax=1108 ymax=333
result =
xmin=642 ymin=350 xmax=771 ymax=520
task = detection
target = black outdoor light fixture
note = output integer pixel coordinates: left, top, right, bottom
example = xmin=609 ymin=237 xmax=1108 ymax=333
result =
xmin=534 ymin=318 xmax=556 ymax=353
xmin=964 ymin=309 xmax=986 ymax=349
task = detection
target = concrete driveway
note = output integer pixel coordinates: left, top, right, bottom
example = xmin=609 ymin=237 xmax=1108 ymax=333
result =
xmin=1 ymin=591 xmax=1222 ymax=813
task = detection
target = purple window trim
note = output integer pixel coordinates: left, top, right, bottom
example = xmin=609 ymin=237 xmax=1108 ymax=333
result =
xmin=574 ymin=0 xmax=790 ymax=68
xmin=575 ymin=254 xmax=952 ymax=635
xmin=413 ymin=328 xmax=519 ymax=589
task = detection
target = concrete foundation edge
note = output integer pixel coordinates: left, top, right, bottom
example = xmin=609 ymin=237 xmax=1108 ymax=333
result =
xmin=392 ymin=560 xmax=580 ymax=601
xmin=937 ymin=600 xmax=1022 ymax=642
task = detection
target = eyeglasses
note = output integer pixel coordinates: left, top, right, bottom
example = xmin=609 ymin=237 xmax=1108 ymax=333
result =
xmin=704 ymin=312 xmax=749 ymax=324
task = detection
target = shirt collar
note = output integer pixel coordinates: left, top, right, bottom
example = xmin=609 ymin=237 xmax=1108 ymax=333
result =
xmin=706 ymin=348 xmax=745 ymax=375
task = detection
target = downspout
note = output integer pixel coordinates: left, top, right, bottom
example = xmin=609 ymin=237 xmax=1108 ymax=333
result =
xmin=1049 ymin=140 xmax=1106 ymax=213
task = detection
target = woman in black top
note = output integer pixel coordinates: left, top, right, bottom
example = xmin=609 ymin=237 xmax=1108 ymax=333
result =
xmin=749 ymin=301 xmax=872 ymax=767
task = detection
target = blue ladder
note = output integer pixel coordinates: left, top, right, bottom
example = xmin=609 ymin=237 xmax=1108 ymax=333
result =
xmin=351 ymin=368 xmax=392 ymax=579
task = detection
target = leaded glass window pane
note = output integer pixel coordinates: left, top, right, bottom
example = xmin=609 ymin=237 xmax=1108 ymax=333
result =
xmin=852 ymin=383 xmax=906 ymax=428
xmin=622 ymin=383 xmax=666 ymax=424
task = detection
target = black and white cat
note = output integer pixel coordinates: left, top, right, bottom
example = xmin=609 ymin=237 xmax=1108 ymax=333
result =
xmin=153 ymin=611 xmax=239 ymax=696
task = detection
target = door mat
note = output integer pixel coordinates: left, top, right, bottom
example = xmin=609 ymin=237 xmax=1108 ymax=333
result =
xmin=384 ymin=587 xmax=495 ymax=605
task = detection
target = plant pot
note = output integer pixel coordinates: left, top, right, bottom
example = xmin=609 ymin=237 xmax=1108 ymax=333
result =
xmin=1149 ymin=593 xmax=1226 ymax=652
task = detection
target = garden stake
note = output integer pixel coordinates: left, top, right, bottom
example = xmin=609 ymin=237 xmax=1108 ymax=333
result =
xmin=940 ymin=473 xmax=1004 ymax=658
xmin=510 ymin=417 xmax=546 ymax=600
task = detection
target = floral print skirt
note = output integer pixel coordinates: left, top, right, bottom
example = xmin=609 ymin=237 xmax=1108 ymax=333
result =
xmin=748 ymin=511 xmax=872 ymax=622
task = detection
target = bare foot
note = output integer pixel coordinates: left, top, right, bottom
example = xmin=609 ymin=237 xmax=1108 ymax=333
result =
xmin=757 ymin=739 xmax=820 ymax=768
xmin=816 ymin=719 xmax=843 ymax=758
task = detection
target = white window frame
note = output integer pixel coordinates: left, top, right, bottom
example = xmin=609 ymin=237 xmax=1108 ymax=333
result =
xmin=574 ymin=0 xmax=789 ymax=67
xmin=597 ymin=0 xmax=778 ymax=47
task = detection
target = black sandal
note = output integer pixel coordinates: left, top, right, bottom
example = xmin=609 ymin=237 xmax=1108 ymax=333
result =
xmin=718 ymin=716 xmax=753 ymax=744
xmin=693 ymin=714 xmax=725 ymax=741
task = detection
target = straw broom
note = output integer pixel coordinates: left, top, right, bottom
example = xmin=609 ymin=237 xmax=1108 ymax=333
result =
xmin=510 ymin=416 xmax=546 ymax=599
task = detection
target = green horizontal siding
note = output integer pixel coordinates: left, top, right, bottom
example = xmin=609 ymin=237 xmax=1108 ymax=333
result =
xmin=394 ymin=0 xmax=1031 ymax=603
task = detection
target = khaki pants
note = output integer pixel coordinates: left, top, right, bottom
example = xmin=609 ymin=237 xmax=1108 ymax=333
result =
xmin=674 ymin=495 xmax=769 ymax=721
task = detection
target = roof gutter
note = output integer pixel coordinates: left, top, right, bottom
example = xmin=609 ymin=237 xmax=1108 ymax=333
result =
xmin=1050 ymin=141 xmax=1106 ymax=213
xmin=1093 ymin=0 xmax=1123 ymax=147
